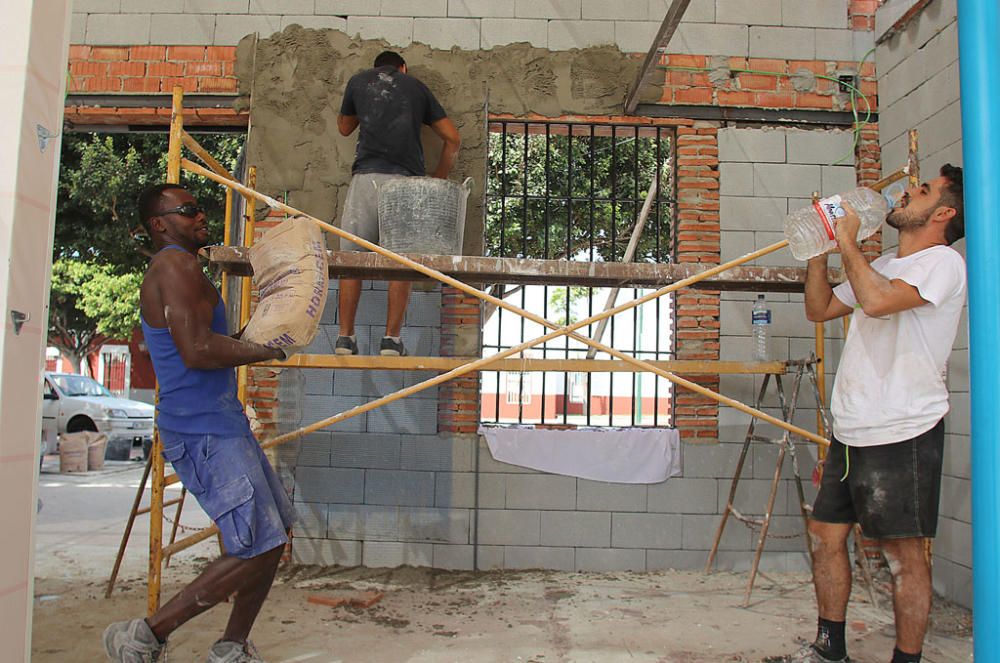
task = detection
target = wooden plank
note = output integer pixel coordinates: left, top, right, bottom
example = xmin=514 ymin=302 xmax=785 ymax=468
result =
xmin=205 ymin=247 xmax=843 ymax=292
xmin=624 ymin=0 xmax=692 ymax=114
xmin=161 ymin=525 xmax=219 ymax=557
xmin=260 ymin=355 xmax=789 ymax=374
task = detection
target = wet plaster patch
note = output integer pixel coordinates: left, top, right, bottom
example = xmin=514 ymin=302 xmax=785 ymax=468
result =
xmin=236 ymin=26 xmax=658 ymax=255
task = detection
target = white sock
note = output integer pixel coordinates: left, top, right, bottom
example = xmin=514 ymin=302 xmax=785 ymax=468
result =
xmin=385 ymin=336 xmax=401 ymax=343
xmin=341 ymin=334 xmax=356 ymax=341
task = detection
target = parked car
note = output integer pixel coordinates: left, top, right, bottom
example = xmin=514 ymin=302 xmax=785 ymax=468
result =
xmin=42 ymin=372 xmax=154 ymax=460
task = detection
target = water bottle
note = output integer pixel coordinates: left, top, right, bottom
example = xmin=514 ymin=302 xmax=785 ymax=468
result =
xmin=783 ymin=187 xmax=889 ymax=260
xmin=752 ymin=294 xmax=771 ymax=361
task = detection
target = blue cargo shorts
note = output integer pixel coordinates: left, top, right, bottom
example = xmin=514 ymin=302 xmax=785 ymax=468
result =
xmin=159 ymin=429 xmax=295 ymax=559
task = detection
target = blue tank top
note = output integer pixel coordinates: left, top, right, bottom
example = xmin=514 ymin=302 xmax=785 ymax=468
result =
xmin=140 ymin=245 xmax=250 ymax=436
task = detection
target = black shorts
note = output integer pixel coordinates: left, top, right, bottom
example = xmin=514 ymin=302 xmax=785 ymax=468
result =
xmin=812 ymin=419 xmax=944 ymax=539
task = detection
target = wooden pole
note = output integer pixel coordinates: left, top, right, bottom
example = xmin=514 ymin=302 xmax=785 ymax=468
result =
xmin=147 ymin=85 xmax=186 ymax=615
xmin=106 ymin=454 xmax=152 ymax=598
xmin=264 ymin=355 xmax=786 ymax=374
xmin=221 ymin=188 xmax=233 ymax=307
xmin=815 ymin=322 xmax=827 ymax=459
xmin=586 ymin=165 xmax=660 ymax=359
xmin=181 ymin=158 xmax=830 ymax=448
xmin=237 ymin=166 xmax=257 ymax=406
xmin=181 ymin=130 xmax=235 ymax=180
xmin=166 ymin=87 xmax=183 ymax=184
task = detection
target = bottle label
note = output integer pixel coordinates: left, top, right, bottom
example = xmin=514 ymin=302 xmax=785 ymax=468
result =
xmin=812 ymin=194 xmax=845 ymax=240
xmin=752 ymin=310 xmax=771 ymax=324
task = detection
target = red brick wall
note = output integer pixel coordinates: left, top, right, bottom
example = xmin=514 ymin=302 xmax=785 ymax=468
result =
xmin=673 ymin=123 xmax=721 ymax=441
xmin=439 ymin=287 xmax=481 ymax=434
xmin=659 ymin=55 xmax=877 ymax=113
xmin=849 ymin=0 xmax=882 ymax=31
xmin=65 ymin=45 xmax=245 ymax=127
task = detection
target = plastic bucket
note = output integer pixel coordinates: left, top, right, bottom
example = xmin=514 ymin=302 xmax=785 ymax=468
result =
xmin=376 ymin=177 xmax=472 ymax=255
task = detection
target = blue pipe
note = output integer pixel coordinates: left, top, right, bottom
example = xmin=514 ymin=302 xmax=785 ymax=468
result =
xmin=957 ymin=0 xmax=1000 ymax=657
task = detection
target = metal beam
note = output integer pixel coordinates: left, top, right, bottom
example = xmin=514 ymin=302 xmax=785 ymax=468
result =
xmin=634 ymin=103 xmax=875 ymax=127
xmin=65 ymin=93 xmax=239 ymax=108
xmin=957 ymin=0 xmax=1000 ymax=656
xmin=624 ymin=0 xmax=691 ymax=115
xmin=205 ymin=247 xmax=844 ymax=292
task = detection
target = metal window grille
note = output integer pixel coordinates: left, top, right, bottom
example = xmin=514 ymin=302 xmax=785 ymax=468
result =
xmin=481 ymin=120 xmax=677 ymax=427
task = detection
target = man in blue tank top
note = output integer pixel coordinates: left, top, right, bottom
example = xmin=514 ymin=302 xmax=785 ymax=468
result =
xmin=103 ymin=184 xmax=295 ymax=663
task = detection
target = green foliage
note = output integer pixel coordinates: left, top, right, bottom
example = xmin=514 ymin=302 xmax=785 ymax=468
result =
xmin=548 ymin=286 xmax=591 ymax=325
xmin=50 ymin=132 xmax=243 ymax=358
xmin=55 ymin=132 xmax=243 ymax=274
xmin=485 ymin=127 xmax=673 ymax=263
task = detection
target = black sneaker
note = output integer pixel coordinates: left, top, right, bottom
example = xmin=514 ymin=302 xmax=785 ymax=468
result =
xmin=334 ymin=336 xmax=358 ymax=355
xmin=379 ymin=337 xmax=407 ymax=356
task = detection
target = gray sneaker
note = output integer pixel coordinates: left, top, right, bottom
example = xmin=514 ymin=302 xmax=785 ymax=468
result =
xmin=334 ymin=335 xmax=358 ymax=355
xmin=766 ymin=643 xmax=850 ymax=662
xmin=379 ymin=336 xmax=407 ymax=356
xmin=206 ymin=640 xmax=265 ymax=662
xmin=102 ymin=618 xmax=164 ymax=662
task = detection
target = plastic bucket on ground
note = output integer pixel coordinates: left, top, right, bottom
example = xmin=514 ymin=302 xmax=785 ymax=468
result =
xmin=58 ymin=433 xmax=89 ymax=473
xmin=376 ymin=176 xmax=472 ymax=256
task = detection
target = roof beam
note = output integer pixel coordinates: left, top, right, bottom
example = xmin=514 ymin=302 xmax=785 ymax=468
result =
xmin=623 ymin=0 xmax=691 ymax=115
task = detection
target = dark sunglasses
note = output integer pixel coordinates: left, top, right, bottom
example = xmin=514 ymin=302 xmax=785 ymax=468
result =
xmin=156 ymin=203 xmax=205 ymax=218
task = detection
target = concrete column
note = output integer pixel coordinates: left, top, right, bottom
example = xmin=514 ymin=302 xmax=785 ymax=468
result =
xmin=0 ymin=2 xmax=71 ymax=660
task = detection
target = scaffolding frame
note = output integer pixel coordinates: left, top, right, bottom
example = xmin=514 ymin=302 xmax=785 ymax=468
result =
xmin=116 ymin=87 xmax=919 ymax=613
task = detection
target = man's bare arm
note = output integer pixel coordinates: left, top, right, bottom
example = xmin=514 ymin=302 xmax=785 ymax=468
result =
xmin=429 ymin=117 xmax=461 ymax=179
xmin=804 ymin=254 xmax=853 ymax=322
xmin=836 ymin=203 xmax=927 ymax=318
xmin=157 ymin=255 xmax=283 ymax=369
xmin=338 ymin=114 xmax=359 ymax=137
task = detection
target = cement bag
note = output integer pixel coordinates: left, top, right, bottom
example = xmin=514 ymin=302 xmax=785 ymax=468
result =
xmin=59 ymin=432 xmax=90 ymax=473
xmin=242 ymin=216 xmax=328 ymax=357
xmin=87 ymin=433 xmax=108 ymax=470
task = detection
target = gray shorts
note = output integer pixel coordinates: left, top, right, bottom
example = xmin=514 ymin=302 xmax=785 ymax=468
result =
xmin=339 ymin=173 xmax=408 ymax=251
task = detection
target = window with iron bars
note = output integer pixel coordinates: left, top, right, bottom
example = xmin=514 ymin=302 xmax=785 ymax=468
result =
xmin=481 ymin=120 xmax=677 ymax=427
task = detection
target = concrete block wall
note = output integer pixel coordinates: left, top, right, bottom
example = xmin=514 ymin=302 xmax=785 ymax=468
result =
xmin=71 ymin=0 xmax=862 ymax=54
xmin=283 ymin=279 xmax=811 ymax=572
xmin=717 ymin=126 xmax=859 ymax=509
xmin=719 ymin=127 xmax=856 ymax=434
xmin=875 ymin=0 xmax=970 ymax=608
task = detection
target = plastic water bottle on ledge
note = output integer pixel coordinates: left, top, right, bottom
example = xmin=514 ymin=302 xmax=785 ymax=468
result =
xmin=752 ymin=294 xmax=771 ymax=362
xmin=783 ymin=187 xmax=888 ymax=261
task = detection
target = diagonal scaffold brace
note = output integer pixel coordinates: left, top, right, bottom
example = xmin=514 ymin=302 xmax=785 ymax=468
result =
xmin=182 ymin=158 xmax=830 ymax=451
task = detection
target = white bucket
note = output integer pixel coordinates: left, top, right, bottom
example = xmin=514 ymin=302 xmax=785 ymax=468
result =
xmin=376 ymin=177 xmax=472 ymax=256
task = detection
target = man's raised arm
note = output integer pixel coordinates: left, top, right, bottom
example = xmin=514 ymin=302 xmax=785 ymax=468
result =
xmin=157 ymin=254 xmax=283 ymax=369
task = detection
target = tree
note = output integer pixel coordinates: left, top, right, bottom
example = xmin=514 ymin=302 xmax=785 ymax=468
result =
xmin=55 ymin=132 xmax=243 ymax=274
xmin=48 ymin=260 xmax=141 ymax=372
xmin=485 ymin=127 xmax=673 ymax=264
xmin=548 ymin=286 xmax=591 ymax=325
xmin=482 ymin=125 xmax=673 ymax=322
xmin=49 ymin=132 xmax=243 ymax=366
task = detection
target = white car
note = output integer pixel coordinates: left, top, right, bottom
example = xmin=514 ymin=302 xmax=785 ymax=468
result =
xmin=42 ymin=372 xmax=154 ymax=460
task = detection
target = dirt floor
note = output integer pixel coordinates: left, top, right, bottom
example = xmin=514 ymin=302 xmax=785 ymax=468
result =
xmin=31 ymin=461 xmax=973 ymax=662
xmin=32 ymin=560 xmax=974 ymax=662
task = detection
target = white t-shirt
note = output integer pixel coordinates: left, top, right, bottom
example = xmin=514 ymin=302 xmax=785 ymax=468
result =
xmin=830 ymin=245 xmax=966 ymax=447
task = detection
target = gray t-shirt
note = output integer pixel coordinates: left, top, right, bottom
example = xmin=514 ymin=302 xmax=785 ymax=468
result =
xmin=340 ymin=66 xmax=447 ymax=176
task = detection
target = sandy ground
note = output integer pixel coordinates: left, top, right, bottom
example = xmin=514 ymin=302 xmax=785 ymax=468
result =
xmin=31 ymin=460 xmax=973 ymax=662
